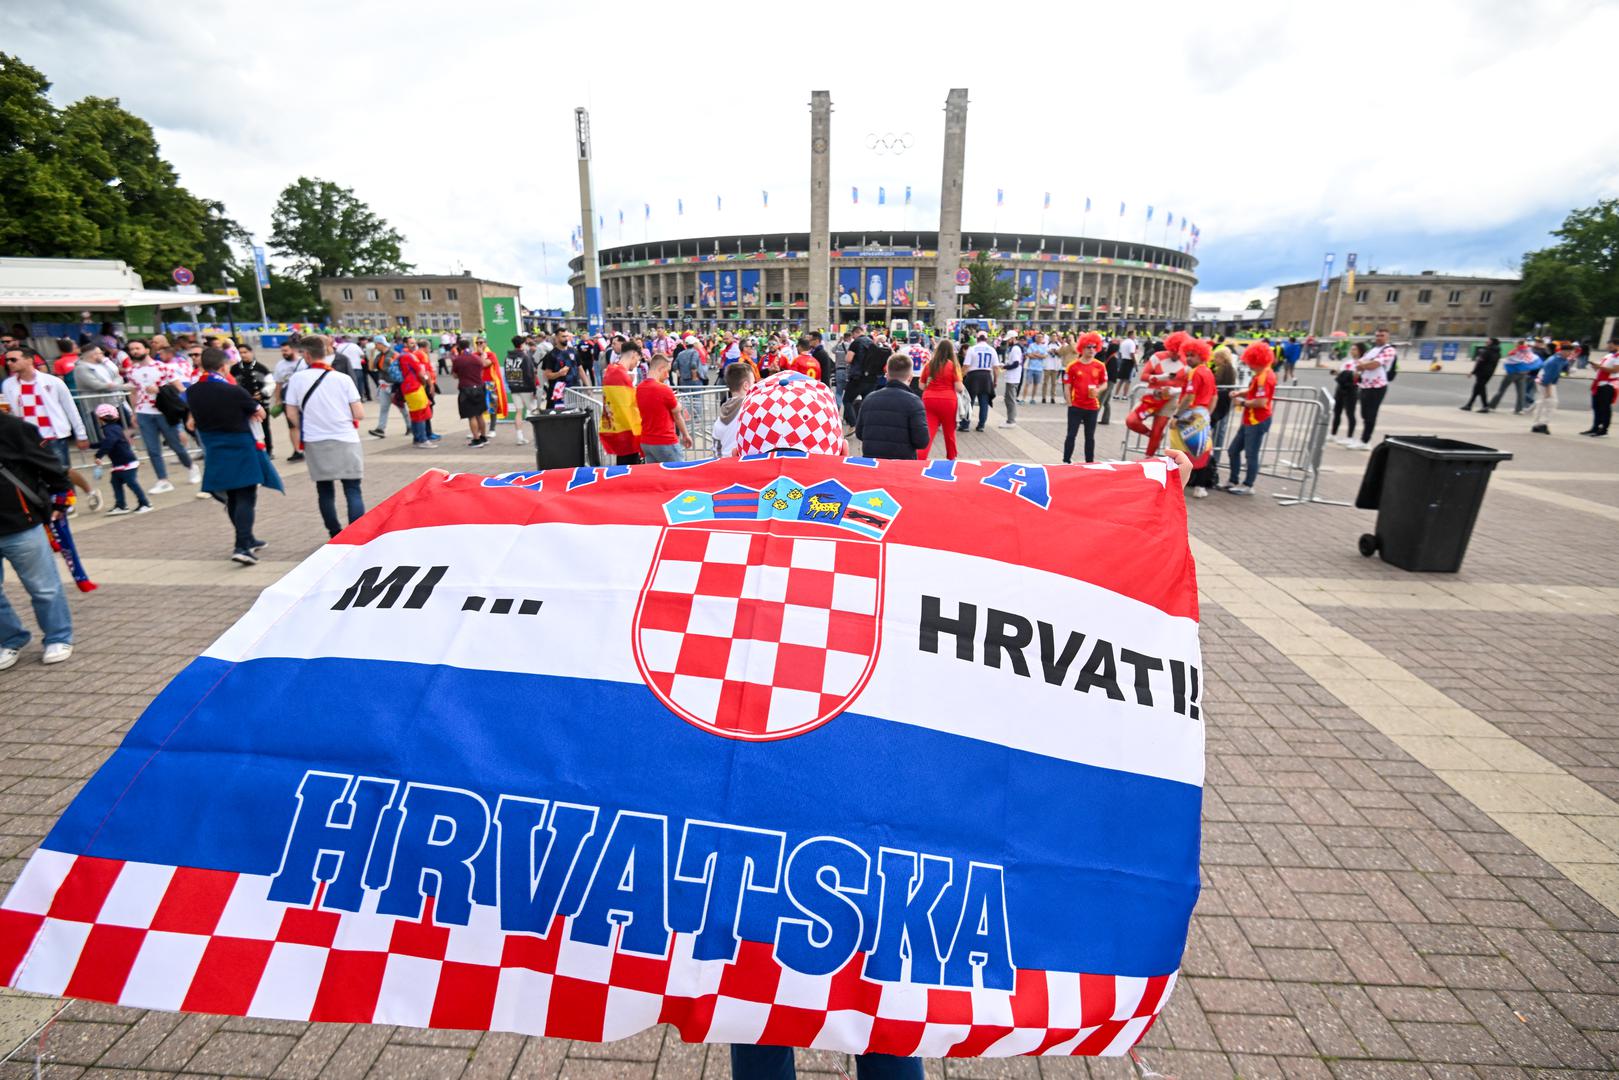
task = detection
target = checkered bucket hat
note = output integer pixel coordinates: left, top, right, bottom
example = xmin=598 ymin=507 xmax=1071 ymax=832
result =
xmin=731 ymin=371 xmax=848 ymax=457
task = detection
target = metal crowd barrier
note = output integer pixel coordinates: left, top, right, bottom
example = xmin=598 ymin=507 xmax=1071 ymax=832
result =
xmin=563 ymin=383 xmax=733 ymax=462
xmin=1118 ymin=382 xmax=1343 ymax=506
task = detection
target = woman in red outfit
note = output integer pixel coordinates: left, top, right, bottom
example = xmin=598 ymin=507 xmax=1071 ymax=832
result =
xmin=918 ymin=339 xmax=964 ymax=460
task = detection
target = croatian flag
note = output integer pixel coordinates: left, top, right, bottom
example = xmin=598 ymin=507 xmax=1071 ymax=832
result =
xmin=0 ymin=460 xmax=1203 ymax=1059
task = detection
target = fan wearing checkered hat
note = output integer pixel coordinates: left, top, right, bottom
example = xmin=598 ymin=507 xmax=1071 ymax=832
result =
xmin=2 ymin=348 xmax=87 ymax=471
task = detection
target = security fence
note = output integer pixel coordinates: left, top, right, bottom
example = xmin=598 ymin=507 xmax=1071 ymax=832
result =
xmin=563 ymin=384 xmax=733 ymax=462
xmin=1118 ymin=383 xmax=1344 ymax=506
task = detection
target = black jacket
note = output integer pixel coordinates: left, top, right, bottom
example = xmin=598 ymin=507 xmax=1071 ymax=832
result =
xmin=0 ymin=412 xmax=72 ymax=538
xmin=855 ymin=385 xmax=929 ymax=460
xmin=1473 ymin=343 xmax=1501 ymax=381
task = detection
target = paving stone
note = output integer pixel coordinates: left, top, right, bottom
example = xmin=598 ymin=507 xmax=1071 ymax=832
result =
xmin=362 ymin=1043 xmax=471 ymax=1079
xmin=185 ymin=1030 xmax=297 ymax=1076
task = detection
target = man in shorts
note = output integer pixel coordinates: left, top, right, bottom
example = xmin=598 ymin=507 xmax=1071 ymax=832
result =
xmin=451 ymin=340 xmax=491 ymax=447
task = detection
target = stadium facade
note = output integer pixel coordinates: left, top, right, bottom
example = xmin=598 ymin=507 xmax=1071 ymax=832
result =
xmin=566 ymin=230 xmax=1197 ymax=333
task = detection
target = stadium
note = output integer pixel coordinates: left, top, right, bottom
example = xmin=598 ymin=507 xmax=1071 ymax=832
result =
xmin=566 ymin=230 xmax=1198 ymax=334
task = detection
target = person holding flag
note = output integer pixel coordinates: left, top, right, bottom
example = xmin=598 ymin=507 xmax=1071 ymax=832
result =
xmin=598 ymin=344 xmax=642 ymax=464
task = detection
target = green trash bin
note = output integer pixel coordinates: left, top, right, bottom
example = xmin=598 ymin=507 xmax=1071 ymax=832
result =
xmin=1354 ymin=435 xmax=1512 ymax=572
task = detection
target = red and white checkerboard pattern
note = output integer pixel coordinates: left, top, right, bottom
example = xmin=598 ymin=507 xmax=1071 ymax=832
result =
xmin=0 ymin=852 xmax=1175 ymax=1056
xmin=635 ymin=529 xmax=881 ymax=740
xmin=12 ymin=381 xmax=56 ymax=438
xmin=732 ymin=373 xmax=848 ymax=458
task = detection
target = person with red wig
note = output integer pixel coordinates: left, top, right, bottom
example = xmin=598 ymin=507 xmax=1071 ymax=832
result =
xmin=1062 ymin=332 xmax=1108 ymax=463
xmin=1126 ymin=330 xmax=1191 ymax=455
xmin=1174 ymin=339 xmax=1217 ymax=497
xmin=1224 ymin=342 xmax=1278 ymax=495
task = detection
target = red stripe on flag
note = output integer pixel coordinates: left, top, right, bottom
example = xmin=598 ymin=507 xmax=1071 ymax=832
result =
xmin=62 ymin=923 xmax=145 ymax=1001
xmin=181 ymin=936 xmax=275 ymax=1015
xmin=0 ymin=911 xmax=44 ymax=984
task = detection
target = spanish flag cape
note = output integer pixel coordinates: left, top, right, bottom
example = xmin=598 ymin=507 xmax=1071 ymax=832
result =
xmin=481 ymin=349 xmax=510 ymax=419
xmin=599 ymin=362 xmax=641 ymax=456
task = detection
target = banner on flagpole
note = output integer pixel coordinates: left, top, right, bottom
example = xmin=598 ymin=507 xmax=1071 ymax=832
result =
xmin=0 ymin=461 xmax=1203 ymax=1059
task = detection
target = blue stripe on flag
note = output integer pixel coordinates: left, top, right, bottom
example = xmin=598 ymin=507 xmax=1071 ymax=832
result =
xmin=47 ymin=656 xmax=1201 ymax=977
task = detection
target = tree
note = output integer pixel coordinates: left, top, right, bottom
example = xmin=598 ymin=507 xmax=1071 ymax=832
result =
xmin=1517 ymin=200 xmax=1619 ymax=341
xmin=963 ymin=251 xmax=1014 ymax=320
xmin=1245 ymin=298 xmax=1264 ymax=310
xmin=0 ymin=53 xmax=249 ymax=285
xmin=269 ymin=177 xmax=410 ymax=286
xmin=222 ymin=259 xmax=329 ymax=323
xmin=1513 ymin=253 xmax=1592 ymax=339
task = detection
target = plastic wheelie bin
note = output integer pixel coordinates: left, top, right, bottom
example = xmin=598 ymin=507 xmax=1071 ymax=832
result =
xmin=1353 ymin=435 xmax=1512 ymax=572
xmin=528 ymin=408 xmax=600 ymax=470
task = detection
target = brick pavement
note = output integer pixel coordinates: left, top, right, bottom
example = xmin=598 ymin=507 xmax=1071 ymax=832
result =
xmin=3 ymin=389 xmax=1619 ymax=1078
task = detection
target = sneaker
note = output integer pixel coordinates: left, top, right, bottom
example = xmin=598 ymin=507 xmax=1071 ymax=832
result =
xmin=0 ymin=647 xmax=18 ymax=672
xmin=1531 ymin=424 xmax=1550 ymax=434
xmin=998 ymin=421 xmax=1017 ymax=428
xmin=187 ymin=465 xmax=202 ymax=484
xmin=231 ymin=550 xmax=259 ymax=565
xmin=1458 ymin=405 xmax=1473 ymax=411
xmin=149 ymin=479 xmax=175 ymax=494
xmin=1351 ymin=440 xmax=1373 ymax=450
xmin=287 ymin=451 xmax=304 ymax=462
xmin=86 ymin=490 xmax=103 ymax=511
xmin=470 ymin=438 xmax=488 ymax=449
xmin=250 ymin=539 xmax=269 ymax=552
xmin=413 ymin=440 xmax=435 ymax=449
xmin=428 ymin=434 xmax=443 ymax=442
xmin=195 ymin=489 xmax=212 ymax=499
xmin=368 ymin=428 xmax=386 ymax=438
xmin=41 ymin=643 xmax=72 ymax=665
xmin=134 ymin=505 xmax=153 ymax=514
xmin=105 ymin=506 xmax=132 ymax=516
xmin=516 ymin=436 xmax=529 ymax=446
xmin=1189 ymin=486 xmax=1209 ymax=499
xmin=1228 ymin=486 xmax=1254 ymax=496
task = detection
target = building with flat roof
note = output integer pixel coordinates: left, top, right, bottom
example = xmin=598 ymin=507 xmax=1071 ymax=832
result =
xmin=1274 ymin=272 xmax=1518 ymax=339
xmin=318 ymin=272 xmax=521 ymax=334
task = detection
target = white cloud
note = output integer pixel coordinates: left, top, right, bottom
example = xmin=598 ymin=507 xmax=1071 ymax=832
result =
xmin=5 ymin=0 xmax=1615 ymax=308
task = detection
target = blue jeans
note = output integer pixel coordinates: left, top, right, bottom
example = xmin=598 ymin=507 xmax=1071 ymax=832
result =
xmin=135 ymin=411 xmax=193 ymax=480
xmin=1227 ymin=417 xmax=1271 ymax=488
xmin=110 ymin=469 xmax=149 ymax=509
xmin=47 ymin=438 xmax=72 ymax=470
xmin=316 ymin=478 xmax=365 ymax=537
xmin=376 ymin=385 xmax=392 ymax=431
xmin=0 ymin=525 xmax=72 ymax=648
xmin=834 ymin=366 xmax=848 ymax=408
xmin=411 ymin=418 xmax=428 ymax=443
xmin=641 ymin=441 xmax=681 ymax=463
xmin=729 ymin=1046 xmax=922 ymax=1080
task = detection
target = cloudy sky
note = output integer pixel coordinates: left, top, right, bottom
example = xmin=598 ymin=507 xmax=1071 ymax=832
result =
xmin=5 ymin=0 xmax=1615 ymax=313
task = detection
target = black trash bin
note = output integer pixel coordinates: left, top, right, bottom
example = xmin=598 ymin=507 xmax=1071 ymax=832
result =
xmin=528 ymin=408 xmax=600 ymax=470
xmin=1354 ymin=435 xmax=1512 ymax=572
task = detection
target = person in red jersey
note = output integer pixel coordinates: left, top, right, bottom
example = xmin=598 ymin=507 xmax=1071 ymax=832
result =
xmin=1062 ymin=332 xmax=1109 ymax=464
xmin=1125 ymin=330 xmax=1191 ymax=455
xmin=1223 ymin=342 xmax=1278 ymax=496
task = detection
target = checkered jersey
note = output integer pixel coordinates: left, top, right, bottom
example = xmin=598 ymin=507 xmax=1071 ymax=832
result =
xmin=12 ymin=381 xmax=56 ymax=438
xmin=635 ymin=528 xmax=881 ymax=740
xmin=0 ymin=852 xmax=1174 ymax=1056
xmin=732 ymin=372 xmax=847 ymax=458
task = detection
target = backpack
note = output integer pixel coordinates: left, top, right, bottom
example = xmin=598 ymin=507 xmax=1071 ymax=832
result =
xmin=155 ymin=382 xmax=189 ymax=425
xmin=385 ymin=354 xmax=404 ymax=384
xmin=1386 ymin=349 xmax=1399 ymax=382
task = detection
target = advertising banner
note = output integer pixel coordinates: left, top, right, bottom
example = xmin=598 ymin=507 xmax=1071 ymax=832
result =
xmin=865 ymin=269 xmax=888 ymax=307
xmin=698 ymin=271 xmax=717 ymax=307
xmin=740 ymin=270 xmax=761 ymax=306
xmin=1019 ymin=270 xmax=1038 ymax=307
xmin=890 ymin=268 xmax=915 ymax=308
xmin=1040 ymin=271 xmax=1061 ymax=307
xmin=481 ymin=296 xmax=520 ymax=346
xmin=837 ymin=268 xmax=862 ymax=307
xmin=719 ymin=271 xmax=738 ymax=306
xmin=0 ymin=459 xmax=1202 ymax=1059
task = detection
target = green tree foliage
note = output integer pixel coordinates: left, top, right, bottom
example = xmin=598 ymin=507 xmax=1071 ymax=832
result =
xmin=964 ymin=251 xmax=1014 ymax=319
xmin=269 ymin=178 xmax=411 ymax=285
xmin=0 ymin=53 xmax=248 ymax=287
xmin=1517 ymin=200 xmax=1619 ymax=340
xmin=1245 ymin=298 xmax=1264 ymax=310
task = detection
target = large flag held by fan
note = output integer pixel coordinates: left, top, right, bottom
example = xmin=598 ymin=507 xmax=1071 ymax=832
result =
xmin=0 ymin=457 xmax=1204 ymax=1059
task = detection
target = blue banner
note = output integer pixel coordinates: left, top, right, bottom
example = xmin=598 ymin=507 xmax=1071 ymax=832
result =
xmin=891 ymin=268 xmax=915 ymax=308
xmin=719 ymin=270 xmax=738 ymax=306
xmin=740 ymin=270 xmax=761 ymax=306
xmin=698 ymin=271 xmax=717 ymax=307
xmin=837 ymin=268 xmax=861 ymax=307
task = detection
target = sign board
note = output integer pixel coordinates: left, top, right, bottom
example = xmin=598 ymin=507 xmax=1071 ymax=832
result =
xmin=955 ymin=268 xmax=971 ymax=286
xmin=172 ymin=267 xmax=194 ymax=286
xmin=955 ymin=285 xmax=971 ymax=294
xmin=252 ymin=246 xmax=270 ymax=288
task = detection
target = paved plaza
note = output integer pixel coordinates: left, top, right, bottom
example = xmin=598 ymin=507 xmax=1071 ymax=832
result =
xmin=3 ymin=371 xmax=1619 ymax=1078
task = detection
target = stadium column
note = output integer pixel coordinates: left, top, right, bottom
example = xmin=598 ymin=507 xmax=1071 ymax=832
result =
xmin=933 ymin=89 xmax=969 ymax=330
xmin=809 ymin=92 xmax=832 ymax=333
xmin=575 ymin=107 xmax=604 ymax=335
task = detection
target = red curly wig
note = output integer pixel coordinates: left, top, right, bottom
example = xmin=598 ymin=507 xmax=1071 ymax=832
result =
xmin=1182 ymin=338 xmax=1213 ymax=363
xmin=1077 ymin=331 xmax=1104 ymax=352
xmin=1241 ymin=342 xmax=1275 ymax=369
xmin=1162 ymin=330 xmax=1190 ymax=356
